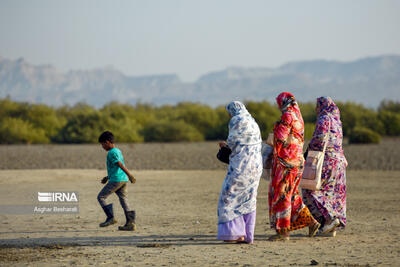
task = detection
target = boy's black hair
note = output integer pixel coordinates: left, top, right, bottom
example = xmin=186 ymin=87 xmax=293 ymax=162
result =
xmin=98 ymin=131 xmax=114 ymax=143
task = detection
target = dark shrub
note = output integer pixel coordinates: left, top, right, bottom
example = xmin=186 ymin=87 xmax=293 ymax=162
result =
xmin=337 ymin=102 xmax=382 ymax=136
xmin=245 ymin=101 xmax=281 ymax=139
xmin=142 ymin=120 xmax=204 ymax=142
xmin=299 ymin=102 xmax=317 ymax=124
xmin=378 ymin=111 xmax=400 ymax=136
xmin=379 ymin=100 xmax=400 ymax=113
xmin=205 ymin=106 xmax=230 ymax=140
xmin=0 ymin=117 xmax=49 ymax=144
xmin=304 ymin=123 xmax=316 ymax=140
xmin=348 ymin=127 xmax=381 ymax=144
xmin=55 ymin=111 xmax=108 ymax=143
xmin=175 ymin=102 xmax=220 ymax=138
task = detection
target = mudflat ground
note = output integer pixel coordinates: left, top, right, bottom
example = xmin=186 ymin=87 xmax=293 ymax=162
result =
xmin=0 ymin=169 xmax=399 ymax=266
xmin=0 ymin=138 xmax=399 ymax=170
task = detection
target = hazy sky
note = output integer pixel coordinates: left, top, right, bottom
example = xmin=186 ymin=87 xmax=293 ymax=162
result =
xmin=1 ymin=0 xmax=399 ymax=81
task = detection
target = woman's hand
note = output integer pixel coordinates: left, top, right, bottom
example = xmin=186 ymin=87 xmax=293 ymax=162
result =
xmin=218 ymin=141 xmax=227 ymax=148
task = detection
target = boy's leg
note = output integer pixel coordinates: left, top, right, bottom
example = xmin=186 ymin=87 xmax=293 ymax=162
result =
xmin=116 ymin=183 xmax=136 ymax=231
xmin=115 ymin=182 xmax=130 ymax=211
xmin=97 ymin=182 xmax=124 ymax=227
xmin=97 ymin=182 xmax=121 ymax=208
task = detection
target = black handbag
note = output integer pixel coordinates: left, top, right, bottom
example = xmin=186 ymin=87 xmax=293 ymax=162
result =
xmin=217 ymin=146 xmax=232 ymax=164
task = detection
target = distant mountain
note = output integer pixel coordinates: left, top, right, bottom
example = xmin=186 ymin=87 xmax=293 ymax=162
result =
xmin=0 ymin=55 xmax=399 ymax=107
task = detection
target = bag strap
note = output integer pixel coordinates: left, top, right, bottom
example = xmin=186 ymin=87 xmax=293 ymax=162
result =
xmin=322 ymin=117 xmax=332 ymax=153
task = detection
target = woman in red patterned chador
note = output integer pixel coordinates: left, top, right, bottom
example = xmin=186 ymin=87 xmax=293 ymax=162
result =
xmin=268 ymin=92 xmax=320 ymax=240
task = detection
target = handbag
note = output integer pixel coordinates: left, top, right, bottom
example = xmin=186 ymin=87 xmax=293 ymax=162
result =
xmin=300 ymin=119 xmax=331 ymax=191
xmin=217 ymin=146 xmax=232 ymax=164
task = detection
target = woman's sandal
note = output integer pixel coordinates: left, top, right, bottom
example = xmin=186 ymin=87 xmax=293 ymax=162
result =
xmin=268 ymin=234 xmax=290 ymax=241
xmin=309 ymin=222 xmax=321 ymax=237
xmin=320 ymin=218 xmax=340 ymax=235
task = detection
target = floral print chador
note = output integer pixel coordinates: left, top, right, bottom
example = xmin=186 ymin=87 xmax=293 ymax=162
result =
xmin=302 ymin=97 xmax=347 ymax=227
xmin=218 ymin=101 xmax=263 ymax=223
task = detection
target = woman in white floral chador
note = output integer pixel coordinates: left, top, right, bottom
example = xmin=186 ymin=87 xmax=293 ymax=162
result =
xmin=217 ymin=101 xmax=263 ymax=244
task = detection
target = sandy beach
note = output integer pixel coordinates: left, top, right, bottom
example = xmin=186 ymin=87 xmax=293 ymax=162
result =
xmin=0 ymin=169 xmax=399 ymax=266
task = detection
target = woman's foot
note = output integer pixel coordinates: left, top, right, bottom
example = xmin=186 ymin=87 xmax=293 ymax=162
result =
xmin=235 ymin=236 xmax=247 ymax=243
xmin=320 ymin=218 xmax=340 ymax=234
xmin=308 ymin=221 xmax=321 ymax=237
xmin=223 ymin=236 xmax=246 ymax=243
xmin=268 ymin=233 xmax=290 ymax=241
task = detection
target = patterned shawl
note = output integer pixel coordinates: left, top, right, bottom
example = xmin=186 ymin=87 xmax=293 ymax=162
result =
xmin=276 ymin=92 xmax=301 ymax=115
xmin=309 ymin=96 xmax=345 ymax=155
xmin=226 ymin=101 xmax=262 ymax=148
xmin=316 ymin=96 xmax=340 ymax=120
xmin=273 ymin=92 xmax=304 ymax=168
xmin=218 ymin=101 xmax=263 ymax=223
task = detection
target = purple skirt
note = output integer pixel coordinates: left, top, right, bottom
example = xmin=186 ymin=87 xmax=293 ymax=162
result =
xmin=217 ymin=211 xmax=256 ymax=243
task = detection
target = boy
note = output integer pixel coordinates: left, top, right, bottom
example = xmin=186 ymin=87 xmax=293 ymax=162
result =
xmin=97 ymin=131 xmax=137 ymax=231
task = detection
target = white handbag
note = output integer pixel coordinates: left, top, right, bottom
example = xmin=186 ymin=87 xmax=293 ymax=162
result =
xmin=300 ymin=119 xmax=331 ymax=191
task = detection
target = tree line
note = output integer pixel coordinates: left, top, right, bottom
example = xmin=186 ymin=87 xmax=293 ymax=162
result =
xmin=0 ymin=98 xmax=399 ymax=144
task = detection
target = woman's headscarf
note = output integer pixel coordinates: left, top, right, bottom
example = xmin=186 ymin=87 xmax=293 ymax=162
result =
xmin=226 ymin=101 xmax=262 ymax=147
xmin=274 ymin=92 xmax=304 ymax=152
xmin=226 ymin=101 xmax=248 ymax=117
xmin=316 ymin=96 xmax=340 ymax=118
xmin=276 ymin=92 xmax=299 ymax=113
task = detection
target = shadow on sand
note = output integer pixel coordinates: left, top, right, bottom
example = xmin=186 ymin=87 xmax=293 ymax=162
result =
xmin=0 ymin=231 xmax=315 ymax=249
xmin=0 ymin=234 xmax=237 ymax=248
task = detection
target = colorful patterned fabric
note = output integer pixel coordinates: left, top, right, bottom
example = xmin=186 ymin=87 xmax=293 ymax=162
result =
xmin=269 ymin=92 xmax=313 ymax=233
xmin=302 ymin=96 xmax=347 ymax=227
xmin=289 ymin=206 xmax=314 ymax=231
xmin=218 ymin=101 xmax=263 ymax=223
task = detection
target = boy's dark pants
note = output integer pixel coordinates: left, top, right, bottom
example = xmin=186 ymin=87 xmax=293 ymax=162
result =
xmin=97 ymin=182 xmax=130 ymax=212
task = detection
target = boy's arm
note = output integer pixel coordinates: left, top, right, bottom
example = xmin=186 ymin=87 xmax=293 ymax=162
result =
xmin=116 ymin=161 xmax=136 ymax=184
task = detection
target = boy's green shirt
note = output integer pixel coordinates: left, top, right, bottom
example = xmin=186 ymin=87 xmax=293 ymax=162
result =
xmin=106 ymin=147 xmax=128 ymax=182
